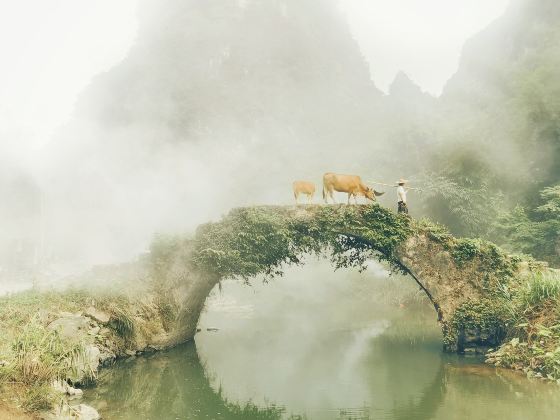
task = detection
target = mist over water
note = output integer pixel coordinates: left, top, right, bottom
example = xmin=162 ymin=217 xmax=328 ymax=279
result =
xmin=84 ymin=262 xmax=560 ymax=419
xmin=195 ymin=261 xmax=440 ymax=414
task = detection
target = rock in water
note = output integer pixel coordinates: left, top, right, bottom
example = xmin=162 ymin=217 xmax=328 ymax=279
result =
xmin=51 ymin=379 xmax=84 ymax=398
xmin=42 ymin=402 xmax=100 ymax=420
xmin=72 ymin=404 xmax=100 ymax=420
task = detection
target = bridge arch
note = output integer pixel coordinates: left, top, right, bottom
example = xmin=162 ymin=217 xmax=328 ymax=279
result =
xmin=154 ymin=205 xmax=524 ymax=353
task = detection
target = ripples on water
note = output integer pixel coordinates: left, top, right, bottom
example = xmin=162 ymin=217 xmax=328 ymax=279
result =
xmin=84 ymin=261 xmax=560 ymax=419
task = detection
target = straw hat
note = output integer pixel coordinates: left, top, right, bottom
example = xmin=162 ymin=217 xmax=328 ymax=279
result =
xmin=396 ymin=178 xmax=408 ymax=185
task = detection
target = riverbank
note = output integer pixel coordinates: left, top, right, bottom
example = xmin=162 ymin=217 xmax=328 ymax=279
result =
xmin=0 ymin=402 xmax=34 ymax=419
xmin=2 ymin=266 xmax=560 ymax=418
xmin=484 ymin=269 xmax=560 ymax=381
xmin=0 ymin=257 xmax=208 ymax=418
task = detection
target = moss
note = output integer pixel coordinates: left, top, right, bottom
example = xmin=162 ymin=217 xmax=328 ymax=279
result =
xmin=448 ymin=299 xmax=508 ymax=352
xmin=452 ymin=300 xmax=507 ymax=333
xmin=414 ymin=218 xmax=454 ymax=245
xmin=191 ymin=205 xmax=413 ymax=280
xmin=451 ymin=238 xmax=482 ymax=266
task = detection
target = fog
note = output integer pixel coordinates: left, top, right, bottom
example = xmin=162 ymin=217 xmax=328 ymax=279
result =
xmin=0 ymin=0 xmax=533 ymax=284
xmin=196 ymin=259 xmax=440 ymax=415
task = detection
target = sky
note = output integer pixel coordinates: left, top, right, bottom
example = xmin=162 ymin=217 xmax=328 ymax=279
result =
xmin=0 ymin=0 xmax=509 ymax=162
xmin=0 ymin=0 xmax=137 ymax=164
xmin=339 ymin=0 xmax=510 ymax=95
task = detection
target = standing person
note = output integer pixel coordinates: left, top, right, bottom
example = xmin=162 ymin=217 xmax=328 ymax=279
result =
xmin=396 ymin=179 xmax=409 ymax=214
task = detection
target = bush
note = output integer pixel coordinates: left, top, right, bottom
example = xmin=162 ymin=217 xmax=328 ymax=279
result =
xmin=451 ymin=238 xmax=481 ymax=266
xmin=494 ymin=185 xmax=560 ymax=267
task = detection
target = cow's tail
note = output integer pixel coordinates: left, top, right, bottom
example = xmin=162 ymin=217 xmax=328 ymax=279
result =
xmin=374 ymin=190 xmax=385 ymax=197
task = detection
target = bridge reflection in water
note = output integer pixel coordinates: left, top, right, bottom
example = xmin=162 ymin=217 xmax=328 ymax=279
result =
xmin=83 ymin=340 xmax=560 ymax=420
xmin=83 ymin=262 xmax=560 ymax=420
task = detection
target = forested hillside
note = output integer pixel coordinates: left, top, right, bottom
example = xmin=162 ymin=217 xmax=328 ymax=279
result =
xmin=421 ymin=0 xmax=560 ymax=265
xmin=29 ymin=0 xmax=559 ymax=267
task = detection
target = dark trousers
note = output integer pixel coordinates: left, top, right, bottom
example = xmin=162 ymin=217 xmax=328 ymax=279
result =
xmin=398 ymin=201 xmax=408 ymax=214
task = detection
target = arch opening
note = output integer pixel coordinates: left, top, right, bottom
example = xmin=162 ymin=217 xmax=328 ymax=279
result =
xmin=195 ymin=258 xmax=443 ymax=418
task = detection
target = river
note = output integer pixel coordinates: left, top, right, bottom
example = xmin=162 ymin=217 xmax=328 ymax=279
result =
xmin=83 ymin=261 xmax=560 ymax=419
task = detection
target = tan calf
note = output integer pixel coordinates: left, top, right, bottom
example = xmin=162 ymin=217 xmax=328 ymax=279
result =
xmin=293 ymin=181 xmax=316 ymax=204
xmin=322 ymin=173 xmax=384 ymax=204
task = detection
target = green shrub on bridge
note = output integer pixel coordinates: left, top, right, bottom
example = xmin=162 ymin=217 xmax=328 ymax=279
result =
xmin=191 ymin=205 xmax=413 ymax=280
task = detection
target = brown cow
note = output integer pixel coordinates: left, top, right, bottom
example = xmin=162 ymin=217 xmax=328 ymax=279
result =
xmin=293 ymin=181 xmax=316 ymax=204
xmin=322 ymin=173 xmax=384 ymax=204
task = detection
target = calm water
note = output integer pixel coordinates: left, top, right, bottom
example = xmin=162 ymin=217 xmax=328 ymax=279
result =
xmin=84 ymin=262 xmax=560 ymax=419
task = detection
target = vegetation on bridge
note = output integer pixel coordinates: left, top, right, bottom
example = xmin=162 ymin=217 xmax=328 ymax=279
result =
xmin=191 ymin=205 xmax=413 ymax=279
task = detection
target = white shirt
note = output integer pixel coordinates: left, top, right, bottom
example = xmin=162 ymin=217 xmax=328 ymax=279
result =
xmin=397 ymin=185 xmax=407 ymax=203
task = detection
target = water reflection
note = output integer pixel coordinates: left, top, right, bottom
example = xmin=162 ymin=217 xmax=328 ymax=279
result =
xmin=84 ymin=262 xmax=560 ymax=419
xmin=85 ymin=343 xmax=285 ymax=419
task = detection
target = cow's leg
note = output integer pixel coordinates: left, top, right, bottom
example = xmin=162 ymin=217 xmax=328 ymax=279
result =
xmin=308 ymin=193 xmax=313 ymax=204
xmin=329 ymin=189 xmax=336 ymax=204
xmin=354 ymin=194 xmax=358 ymax=205
xmin=294 ymin=191 xmax=299 ymax=204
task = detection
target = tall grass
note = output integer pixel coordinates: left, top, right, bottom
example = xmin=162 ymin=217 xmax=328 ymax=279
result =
xmin=518 ymin=271 xmax=560 ymax=310
xmin=0 ymin=317 xmax=95 ymax=411
xmin=487 ymin=271 xmax=560 ymax=380
xmin=104 ymin=300 xmax=136 ymax=344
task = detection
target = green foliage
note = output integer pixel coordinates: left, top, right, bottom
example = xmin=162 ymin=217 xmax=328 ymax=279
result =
xmin=450 ymin=299 xmax=508 ymax=351
xmin=487 ymin=330 xmax=560 ymax=380
xmin=419 ymin=146 xmax=505 ymax=239
xmin=417 ymin=20 xmax=560 ymax=264
xmin=495 ymin=186 xmax=560 ymax=267
xmin=0 ymin=317 xmax=94 ymax=412
xmin=0 ymin=287 xmax=164 ymax=413
xmin=0 ymin=290 xmax=90 ymax=327
xmin=536 ymin=186 xmax=560 ymax=216
xmin=451 ymin=238 xmax=481 ymax=267
xmin=485 ymin=270 xmax=560 ymax=379
xmin=424 ymin=227 xmax=519 ymax=283
xmin=414 ymin=218 xmax=453 ymax=244
xmin=10 ymin=318 xmax=94 ymax=386
xmin=191 ymin=205 xmax=413 ymax=280
xmin=518 ymin=271 xmax=560 ymax=310
xmin=452 ymin=300 xmax=506 ymax=333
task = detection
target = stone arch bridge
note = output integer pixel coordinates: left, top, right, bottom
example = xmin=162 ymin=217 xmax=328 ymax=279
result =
xmin=152 ymin=205 xmax=529 ymax=353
